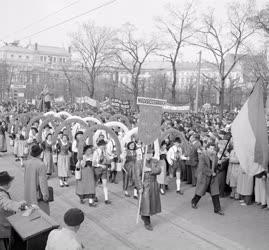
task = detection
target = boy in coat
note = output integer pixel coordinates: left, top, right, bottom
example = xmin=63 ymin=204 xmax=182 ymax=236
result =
xmin=191 ymin=143 xmax=224 ymax=215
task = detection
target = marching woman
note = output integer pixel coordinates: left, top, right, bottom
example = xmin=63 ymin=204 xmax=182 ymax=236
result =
xmin=122 ymin=141 xmax=137 ymax=198
xmin=0 ymin=121 xmax=8 ymax=155
xmin=57 ymin=134 xmax=72 ymax=187
xmin=76 ymin=145 xmax=97 ymax=207
xmin=41 ymin=133 xmax=54 ymax=178
xmin=157 ymin=142 xmax=168 ymax=195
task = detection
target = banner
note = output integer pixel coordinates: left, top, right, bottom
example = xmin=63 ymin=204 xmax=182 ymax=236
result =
xmin=137 ymin=97 xmax=166 ymax=145
xmin=163 ymin=104 xmax=190 ymax=112
xmin=76 ymin=96 xmax=98 ymax=107
xmin=111 ymin=98 xmax=131 ymax=112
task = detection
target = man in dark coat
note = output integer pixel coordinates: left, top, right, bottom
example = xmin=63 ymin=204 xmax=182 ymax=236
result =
xmin=135 ymin=146 xmax=161 ymax=231
xmin=191 ymin=143 xmax=224 ymax=215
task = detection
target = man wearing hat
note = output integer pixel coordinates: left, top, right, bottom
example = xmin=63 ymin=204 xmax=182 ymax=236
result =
xmin=92 ymin=139 xmax=111 ymax=204
xmin=24 ymin=144 xmax=50 ymax=214
xmin=134 ymin=145 xmax=162 ymax=231
xmin=0 ymin=171 xmax=26 ymax=250
xmin=46 ymin=208 xmax=84 ymax=250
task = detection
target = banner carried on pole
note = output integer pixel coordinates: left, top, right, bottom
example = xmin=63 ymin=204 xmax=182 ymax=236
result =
xmin=137 ymin=97 xmax=166 ymax=145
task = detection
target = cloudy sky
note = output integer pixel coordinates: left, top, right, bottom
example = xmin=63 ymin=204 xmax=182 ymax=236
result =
xmin=0 ymin=0 xmax=268 ymax=61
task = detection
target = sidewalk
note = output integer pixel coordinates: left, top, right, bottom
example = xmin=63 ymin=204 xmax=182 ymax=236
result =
xmin=1 ymin=151 xmax=268 ymax=250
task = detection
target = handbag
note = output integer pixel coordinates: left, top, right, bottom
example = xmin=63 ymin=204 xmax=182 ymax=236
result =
xmin=75 ymin=166 xmax=82 ymax=180
xmin=38 ymin=186 xmax=54 ymax=202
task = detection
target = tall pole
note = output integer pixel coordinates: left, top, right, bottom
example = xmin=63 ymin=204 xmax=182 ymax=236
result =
xmin=81 ymin=63 xmax=83 ymax=110
xmin=195 ymin=51 xmax=202 ymax=113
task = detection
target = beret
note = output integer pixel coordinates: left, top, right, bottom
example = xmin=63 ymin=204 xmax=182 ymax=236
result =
xmin=64 ymin=208 xmax=84 ymax=227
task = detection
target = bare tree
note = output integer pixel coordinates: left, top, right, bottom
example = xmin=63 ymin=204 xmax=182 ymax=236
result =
xmin=192 ymin=0 xmax=255 ymax=119
xmin=71 ymin=21 xmax=115 ymax=98
xmin=252 ymin=5 xmax=269 ymax=34
xmin=226 ymin=76 xmax=241 ymax=111
xmin=114 ymin=24 xmax=159 ymax=107
xmin=156 ymin=1 xmax=196 ymax=104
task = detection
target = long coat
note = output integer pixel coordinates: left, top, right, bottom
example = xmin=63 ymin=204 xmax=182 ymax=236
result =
xmin=24 ymin=157 xmax=50 ymax=214
xmin=195 ymin=152 xmax=219 ymax=197
xmin=0 ymin=188 xmax=21 ymax=239
xmin=0 ymin=125 xmax=7 ymax=152
xmin=134 ymin=159 xmax=162 ymax=216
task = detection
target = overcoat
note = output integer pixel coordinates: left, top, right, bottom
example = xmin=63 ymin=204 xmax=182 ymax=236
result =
xmin=0 ymin=125 xmax=7 ymax=152
xmin=134 ymin=159 xmax=162 ymax=216
xmin=195 ymin=152 xmax=219 ymax=197
xmin=24 ymin=157 xmax=50 ymax=214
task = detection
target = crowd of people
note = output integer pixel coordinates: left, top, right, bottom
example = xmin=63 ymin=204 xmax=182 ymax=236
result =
xmin=0 ymin=105 xmax=269 ymax=249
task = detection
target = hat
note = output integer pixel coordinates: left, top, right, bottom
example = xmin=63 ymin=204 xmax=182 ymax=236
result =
xmin=0 ymin=171 xmax=14 ymax=185
xmin=97 ymin=139 xmax=107 ymax=147
xmin=174 ymin=137 xmax=181 ymax=144
xmin=30 ymin=144 xmax=43 ymax=157
xmin=127 ymin=141 xmax=137 ymax=151
xmin=64 ymin=208 xmax=84 ymax=227
xmin=31 ymin=127 xmax=38 ymax=133
xmin=75 ymin=131 xmax=83 ymax=140
xmin=83 ymin=145 xmax=93 ymax=154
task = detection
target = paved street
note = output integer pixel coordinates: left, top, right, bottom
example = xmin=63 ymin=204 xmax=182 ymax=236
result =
xmin=1 ymin=149 xmax=269 ymax=250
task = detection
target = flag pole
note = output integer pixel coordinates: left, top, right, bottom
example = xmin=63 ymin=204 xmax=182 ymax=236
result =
xmin=136 ymin=144 xmax=148 ymax=224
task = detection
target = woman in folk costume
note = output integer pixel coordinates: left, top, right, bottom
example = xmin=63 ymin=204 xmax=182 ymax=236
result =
xmin=27 ymin=126 xmax=38 ymax=155
xmin=41 ymin=133 xmax=54 ymax=177
xmin=122 ymin=141 xmax=138 ymax=198
xmin=134 ymin=145 xmax=161 ymax=231
xmin=57 ymin=134 xmax=72 ymax=187
xmin=0 ymin=121 xmax=8 ymax=154
xmin=0 ymin=171 xmax=26 ymax=250
xmin=226 ymin=144 xmax=240 ymax=199
xmin=71 ymin=131 xmax=84 ymax=175
xmin=76 ymin=145 xmax=97 ymax=207
xmin=237 ymin=166 xmax=254 ymax=206
xmin=157 ymin=141 xmax=168 ymax=195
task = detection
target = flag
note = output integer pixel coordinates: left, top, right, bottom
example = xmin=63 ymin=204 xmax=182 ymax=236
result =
xmin=231 ymin=83 xmax=268 ymax=176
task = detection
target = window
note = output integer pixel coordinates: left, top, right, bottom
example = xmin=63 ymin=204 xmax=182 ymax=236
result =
xmin=63 ymin=58 xmax=66 ymax=63
xmin=11 ymin=54 xmax=14 ymax=58
xmin=18 ymin=55 xmax=22 ymax=59
xmin=59 ymin=58 xmax=62 ymax=63
xmin=44 ymin=56 xmax=47 ymax=62
xmin=53 ymin=57 xmax=56 ymax=63
xmin=26 ymin=56 xmax=29 ymax=60
xmin=40 ymin=56 xmax=43 ymax=62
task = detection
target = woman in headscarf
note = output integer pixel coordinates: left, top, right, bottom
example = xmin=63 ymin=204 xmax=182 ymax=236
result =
xmin=0 ymin=121 xmax=8 ymax=155
xmin=41 ymin=133 xmax=54 ymax=178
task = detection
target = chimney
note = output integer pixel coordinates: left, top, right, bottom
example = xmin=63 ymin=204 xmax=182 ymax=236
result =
xmin=34 ymin=43 xmax=38 ymax=51
xmin=68 ymin=46 xmax=71 ymax=54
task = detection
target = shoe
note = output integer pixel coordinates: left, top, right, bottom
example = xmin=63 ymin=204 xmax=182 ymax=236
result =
xmin=165 ymin=185 xmax=169 ymax=190
xmin=240 ymin=202 xmax=247 ymax=206
xmin=160 ymin=189 xmax=165 ymax=195
xmin=144 ymin=224 xmax=153 ymax=231
xmin=191 ymin=203 xmax=198 ymax=209
xmin=15 ymin=158 xmax=20 ymax=162
xmin=133 ymin=195 xmax=138 ymax=200
xmin=214 ymin=210 xmax=224 ymax=215
xmin=261 ymin=205 xmax=267 ymax=209
xmin=113 ymin=180 xmax=118 ymax=184
xmin=105 ymin=200 xmax=111 ymax=205
xmin=89 ymin=203 xmax=97 ymax=207
xmin=64 ymin=182 xmax=69 ymax=187
xmin=94 ymin=197 xmax=98 ymax=203
xmin=60 ymin=184 xmax=64 ymax=188
xmin=176 ymin=190 xmax=184 ymax=195
xmin=124 ymin=193 xmax=130 ymax=197
xmin=80 ymin=199 xmax=85 ymax=204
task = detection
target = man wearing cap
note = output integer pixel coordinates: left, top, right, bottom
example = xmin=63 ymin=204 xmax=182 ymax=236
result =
xmin=92 ymin=139 xmax=111 ymax=204
xmin=0 ymin=171 xmax=26 ymax=250
xmin=23 ymin=144 xmax=50 ymax=214
xmin=46 ymin=208 xmax=84 ymax=250
xmin=166 ymin=137 xmax=185 ymax=195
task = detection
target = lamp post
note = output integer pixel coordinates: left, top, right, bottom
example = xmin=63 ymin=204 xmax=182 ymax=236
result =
xmin=195 ymin=51 xmax=202 ymax=113
xmin=80 ymin=63 xmax=83 ymax=110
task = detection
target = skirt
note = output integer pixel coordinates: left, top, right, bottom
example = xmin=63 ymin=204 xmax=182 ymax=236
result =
xmin=0 ymin=134 xmax=7 ymax=152
xmin=43 ymin=151 xmax=53 ymax=175
xmin=76 ymin=166 xmax=96 ymax=196
xmin=237 ymin=169 xmax=254 ymax=196
xmin=157 ymin=159 xmax=168 ymax=185
xmin=57 ymin=154 xmax=70 ymax=178
xmin=226 ymin=163 xmax=240 ymax=187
